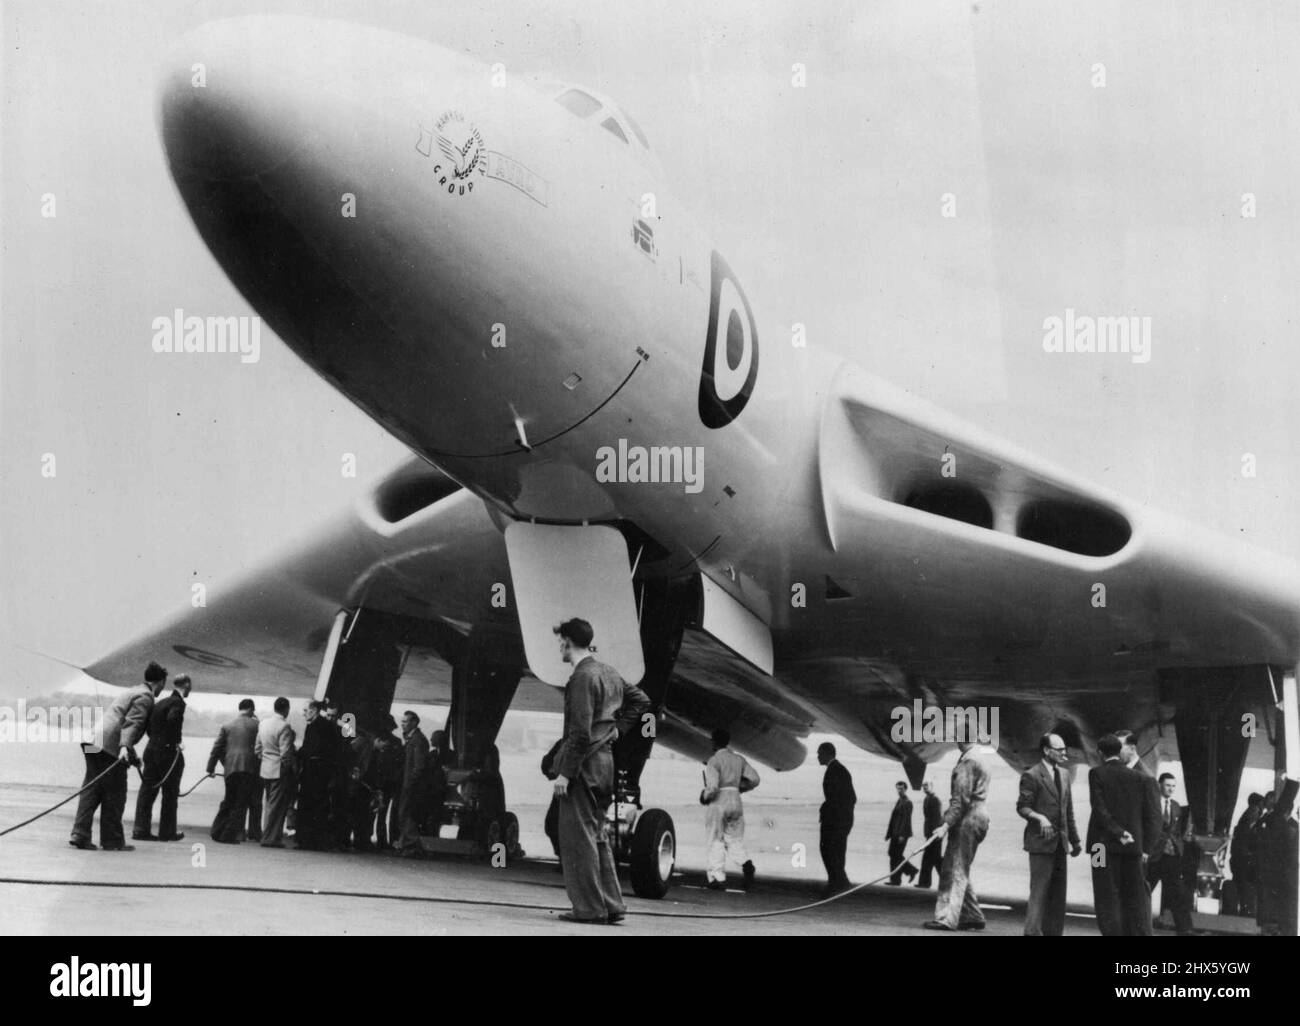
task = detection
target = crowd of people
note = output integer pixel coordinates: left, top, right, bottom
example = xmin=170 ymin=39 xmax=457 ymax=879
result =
xmin=69 ymin=661 xmax=446 ymax=859
xmin=67 ymin=656 xmax=1298 ymax=935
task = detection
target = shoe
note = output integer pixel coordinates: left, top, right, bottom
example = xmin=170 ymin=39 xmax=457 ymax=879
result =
xmin=886 ymin=879 xmax=902 ymax=886
xmin=915 ymin=880 xmax=931 ymax=888
xmin=68 ymin=838 xmax=97 ymax=851
xmin=957 ymin=921 xmax=986 ymax=931
xmin=607 ymin=912 xmax=626 ymax=924
xmin=260 ymin=842 xmax=286 ymax=849
xmin=557 ymin=912 xmax=608 ymax=924
xmin=101 ymin=844 xmax=136 ymax=852
xmin=706 ymin=880 xmax=725 ymax=891
xmin=158 ymin=833 xmax=184 ymax=842
xmin=922 ymin=920 xmax=956 ymax=931
xmin=248 ymin=834 xmax=262 ymax=843
xmin=213 ymin=837 xmax=240 ymax=845
xmin=742 ymin=861 xmax=756 ymax=891
xmin=132 ymin=832 xmax=158 ymax=841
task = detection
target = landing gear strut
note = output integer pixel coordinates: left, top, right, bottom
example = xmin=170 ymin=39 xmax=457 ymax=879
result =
xmin=607 ymin=768 xmax=676 ymax=898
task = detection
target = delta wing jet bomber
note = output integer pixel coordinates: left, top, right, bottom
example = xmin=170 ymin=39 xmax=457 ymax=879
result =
xmin=82 ymin=16 xmax=1300 ymax=897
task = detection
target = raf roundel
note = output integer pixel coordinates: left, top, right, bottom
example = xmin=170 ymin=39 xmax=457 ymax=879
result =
xmin=698 ymin=250 xmax=759 ymax=429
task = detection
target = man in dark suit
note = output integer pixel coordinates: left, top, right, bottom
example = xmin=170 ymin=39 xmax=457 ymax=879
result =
xmin=1087 ymin=732 xmax=1159 ymax=935
xmin=1017 ymin=732 xmax=1081 ymax=935
xmin=296 ymin=700 xmax=340 ymax=850
xmin=885 ymin=780 xmax=918 ymax=884
xmin=1230 ymin=793 xmax=1264 ymax=916
xmin=1148 ymin=772 xmax=1195 ymax=935
xmin=1117 ymin=729 xmax=1164 ymax=931
xmin=207 ymin=699 xmax=260 ymax=843
xmin=817 ymin=742 xmax=856 ymax=896
xmin=133 ymin=673 xmax=191 ymax=842
xmin=396 ymin=710 xmax=431 ymax=858
xmin=917 ymin=781 xmax=943 ymax=888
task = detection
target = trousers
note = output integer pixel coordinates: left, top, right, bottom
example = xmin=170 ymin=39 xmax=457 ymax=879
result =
xmin=888 ymin=837 xmax=918 ymax=883
xmin=261 ymin=773 xmax=296 ymax=845
xmin=133 ymin=745 xmax=183 ymax=838
xmin=1092 ymin=851 xmax=1152 ymax=936
xmin=918 ymin=834 xmax=943 ymax=887
xmin=705 ymin=788 xmax=747 ymax=882
xmin=1147 ymin=852 xmax=1194 ymax=934
xmin=71 ymin=749 xmax=128 ymax=849
xmin=1024 ymin=845 xmax=1069 ymax=935
xmin=820 ymin=820 xmax=851 ymax=888
xmin=934 ymin=803 xmax=988 ymax=928
xmin=558 ymin=750 xmax=624 ymax=920
xmin=211 ymin=771 xmax=257 ymax=842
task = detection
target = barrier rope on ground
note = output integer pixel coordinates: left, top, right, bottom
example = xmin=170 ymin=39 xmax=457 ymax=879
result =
xmin=0 ymin=824 xmax=940 ymax=921
xmin=0 ymin=758 xmax=124 ymax=838
xmin=4 ymin=748 xmax=193 ymax=839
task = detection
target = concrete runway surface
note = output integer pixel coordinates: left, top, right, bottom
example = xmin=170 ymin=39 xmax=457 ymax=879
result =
xmin=0 ymin=778 xmax=1103 ymax=936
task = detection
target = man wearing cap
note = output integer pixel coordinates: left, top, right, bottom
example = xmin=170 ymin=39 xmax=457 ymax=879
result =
xmin=133 ymin=672 xmax=192 ymax=842
xmin=552 ymin=617 xmax=651 ymax=924
xmin=70 ymin=661 xmax=167 ymax=851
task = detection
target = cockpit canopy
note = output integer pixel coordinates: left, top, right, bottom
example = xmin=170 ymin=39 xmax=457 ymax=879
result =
xmin=552 ymin=85 xmax=651 ymax=151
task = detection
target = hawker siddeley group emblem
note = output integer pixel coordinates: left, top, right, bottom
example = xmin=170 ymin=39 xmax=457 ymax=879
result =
xmin=416 ymin=109 xmax=486 ymax=196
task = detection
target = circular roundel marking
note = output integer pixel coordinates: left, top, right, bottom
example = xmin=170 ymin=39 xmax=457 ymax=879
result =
xmin=172 ymin=644 xmax=247 ymax=669
xmin=699 ymin=249 xmax=759 ymax=428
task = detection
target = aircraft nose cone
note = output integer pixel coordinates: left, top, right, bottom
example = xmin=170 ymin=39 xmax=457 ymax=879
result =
xmin=156 ymin=18 xmax=304 ymax=182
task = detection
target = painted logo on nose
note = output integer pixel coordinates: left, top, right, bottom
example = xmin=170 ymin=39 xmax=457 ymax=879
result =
xmin=698 ymin=250 xmax=759 ymax=428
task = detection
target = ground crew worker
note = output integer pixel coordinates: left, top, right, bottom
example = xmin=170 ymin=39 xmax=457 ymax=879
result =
xmin=133 ymin=672 xmax=191 ymax=841
xmin=70 ymin=661 xmax=167 ymax=851
xmin=552 ymin=617 xmax=651 ymax=924
xmin=924 ymin=739 xmax=991 ymax=931
xmin=701 ymin=727 xmax=759 ymax=891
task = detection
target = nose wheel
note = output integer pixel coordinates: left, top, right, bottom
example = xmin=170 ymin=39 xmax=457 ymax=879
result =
xmin=627 ymin=808 xmax=676 ymax=898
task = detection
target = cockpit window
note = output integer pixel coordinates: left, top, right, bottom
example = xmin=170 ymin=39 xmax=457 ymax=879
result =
xmin=600 ymin=116 xmax=628 ymax=144
xmin=623 ymin=111 xmax=650 ymax=149
xmin=556 ymin=88 xmax=602 ymax=119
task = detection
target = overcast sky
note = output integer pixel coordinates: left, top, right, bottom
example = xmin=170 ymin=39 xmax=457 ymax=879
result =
xmin=3 ymin=0 xmax=1298 ymax=699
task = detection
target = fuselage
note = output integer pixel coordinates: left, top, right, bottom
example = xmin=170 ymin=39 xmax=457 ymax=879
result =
xmin=160 ymin=15 xmax=836 ymax=633
xmin=158 ymin=16 xmax=1300 ymax=770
